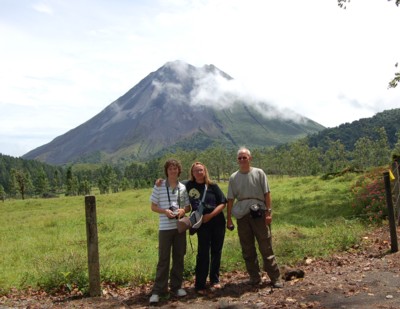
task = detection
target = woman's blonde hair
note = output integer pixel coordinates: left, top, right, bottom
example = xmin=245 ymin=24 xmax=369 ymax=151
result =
xmin=189 ymin=162 xmax=214 ymax=185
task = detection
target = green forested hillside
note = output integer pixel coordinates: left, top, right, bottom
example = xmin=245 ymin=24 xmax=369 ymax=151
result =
xmin=0 ymin=154 xmax=64 ymax=196
xmin=307 ymin=108 xmax=400 ymax=151
xmin=2 ymin=108 xmax=400 ymax=199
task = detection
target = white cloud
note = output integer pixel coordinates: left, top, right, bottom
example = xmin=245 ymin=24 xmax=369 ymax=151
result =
xmin=32 ymin=3 xmax=53 ymax=15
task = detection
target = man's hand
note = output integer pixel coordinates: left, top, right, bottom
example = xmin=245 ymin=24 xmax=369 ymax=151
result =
xmin=265 ymin=214 xmax=272 ymax=225
xmin=226 ymin=218 xmax=235 ymax=231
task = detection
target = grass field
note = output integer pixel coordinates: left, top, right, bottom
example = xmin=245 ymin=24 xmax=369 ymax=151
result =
xmin=0 ymin=173 xmax=367 ymax=294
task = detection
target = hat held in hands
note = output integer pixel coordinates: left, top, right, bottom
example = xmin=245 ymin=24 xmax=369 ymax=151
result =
xmin=177 ymin=211 xmax=203 ymax=233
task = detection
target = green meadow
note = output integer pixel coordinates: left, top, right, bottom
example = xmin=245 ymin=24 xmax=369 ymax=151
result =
xmin=0 ymin=174 xmax=367 ymax=295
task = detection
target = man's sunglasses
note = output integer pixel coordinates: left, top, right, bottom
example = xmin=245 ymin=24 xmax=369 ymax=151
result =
xmin=237 ymin=157 xmax=248 ymax=161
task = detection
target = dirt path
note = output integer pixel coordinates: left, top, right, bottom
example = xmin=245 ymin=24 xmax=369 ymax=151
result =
xmin=2 ymin=226 xmax=400 ymax=309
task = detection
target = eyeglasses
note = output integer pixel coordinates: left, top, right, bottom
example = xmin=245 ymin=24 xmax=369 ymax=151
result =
xmin=237 ymin=157 xmax=249 ymax=161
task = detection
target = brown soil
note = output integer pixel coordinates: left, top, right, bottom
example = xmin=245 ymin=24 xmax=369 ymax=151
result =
xmin=2 ymin=226 xmax=400 ymax=309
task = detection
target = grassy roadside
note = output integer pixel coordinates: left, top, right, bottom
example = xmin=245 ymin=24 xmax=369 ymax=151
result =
xmin=0 ymin=173 xmax=367 ymax=294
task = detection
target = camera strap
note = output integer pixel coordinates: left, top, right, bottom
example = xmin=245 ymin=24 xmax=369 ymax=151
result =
xmin=197 ymin=185 xmax=207 ymax=214
xmin=166 ymin=180 xmax=181 ymax=208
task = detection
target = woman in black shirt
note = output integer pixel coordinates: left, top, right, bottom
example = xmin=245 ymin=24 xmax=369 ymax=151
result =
xmin=185 ymin=162 xmax=226 ymax=294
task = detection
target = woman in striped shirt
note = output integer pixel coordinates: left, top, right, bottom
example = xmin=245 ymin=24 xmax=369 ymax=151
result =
xmin=149 ymin=158 xmax=191 ymax=304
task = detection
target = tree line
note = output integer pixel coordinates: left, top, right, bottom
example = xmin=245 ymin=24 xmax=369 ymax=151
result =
xmin=1 ymin=127 xmax=399 ymax=201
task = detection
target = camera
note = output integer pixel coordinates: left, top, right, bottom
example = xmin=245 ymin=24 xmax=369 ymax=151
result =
xmin=169 ymin=205 xmax=179 ymax=218
xmin=250 ymin=204 xmax=263 ymax=218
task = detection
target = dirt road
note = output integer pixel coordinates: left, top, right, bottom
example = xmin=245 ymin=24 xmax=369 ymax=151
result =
xmin=1 ymin=226 xmax=400 ymax=308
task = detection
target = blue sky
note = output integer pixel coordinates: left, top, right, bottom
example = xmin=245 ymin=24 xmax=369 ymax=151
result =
xmin=1 ymin=0 xmax=400 ymax=157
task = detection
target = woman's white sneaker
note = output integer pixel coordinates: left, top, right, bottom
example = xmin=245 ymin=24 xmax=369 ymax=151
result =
xmin=176 ymin=288 xmax=187 ymax=297
xmin=149 ymin=294 xmax=159 ymax=303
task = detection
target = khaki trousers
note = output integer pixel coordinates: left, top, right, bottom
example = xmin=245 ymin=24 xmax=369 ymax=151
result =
xmin=237 ymin=212 xmax=280 ymax=283
xmin=152 ymin=229 xmax=187 ymax=295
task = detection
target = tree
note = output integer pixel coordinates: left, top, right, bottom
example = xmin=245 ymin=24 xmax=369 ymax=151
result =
xmin=65 ymin=166 xmax=80 ymax=196
xmin=120 ymin=177 xmax=131 ymax=191
xmin=34 ymin=168 xmax=50 ymax=197
xmin=287 ymin=140 xmax=319 ymax=176
xmin=388 ymin=65 xmax=400 ymax=88
xmin=98 ymin=178 xmax=108 ymax=194
xmin=265 ymin=147 xmax=286 ymax=175
xmin=124 ymin=162 xmax=144 ymax=181
xmin=345 ymin=128 xmax=390 ymax=170
xmin=132 ymin=179 xmax=142 ymax=189
xmin=78 ymin=178 xmax=91 ymax=195
xmin=144 ymin=159 xmax=161 ymax=184
xmin=97 ymin=164 xmax=118 ymax=194
xmin=323 ymin=140 xmax=349 ymax=173
xmin=353 ymin=137 xmax=374 ymax=169
xmin=0 ymin=184 xmax=5 ymax=202
xmin=198 ymin=145 xmax=231 ymax=182
xmin=10 ymin=169 xmax=32 ymax=200
xmin=250 ymin=148 xmax=264 ymax=173
xmin=338 ymin=0 xmax=400 ymax=9
xmin=391 ymin=130 xmax=400 ymax=159
xmin=372 ymin=127 xmax=391 ymax=166
xmin=51 ymin=169 xmax=63 ymax=193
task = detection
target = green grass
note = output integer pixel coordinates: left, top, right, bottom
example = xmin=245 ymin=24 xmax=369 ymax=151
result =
xmin=0 ymin=173 xmax=368 ymax=294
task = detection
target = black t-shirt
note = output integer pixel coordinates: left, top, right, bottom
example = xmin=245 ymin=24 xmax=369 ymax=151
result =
xmin=183 ymin=180 xmax=226 ymax=218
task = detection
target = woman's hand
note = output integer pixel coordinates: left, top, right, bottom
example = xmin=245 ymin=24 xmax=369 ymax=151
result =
xmin=155 ymin=178 xmax=163 ymax=187
xmin=177 ymin=208 xmax=186 ymax=219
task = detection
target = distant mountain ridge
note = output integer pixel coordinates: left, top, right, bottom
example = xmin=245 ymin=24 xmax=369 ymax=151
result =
xmin=307 ymin=108 xmax=400 ymax=151
xmin=22 ymin=61 xmax=325 ymax=165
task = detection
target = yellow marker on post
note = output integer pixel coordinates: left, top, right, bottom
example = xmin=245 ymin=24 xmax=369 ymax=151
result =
xmin=389 ymin=169 xmax=395 ymax=181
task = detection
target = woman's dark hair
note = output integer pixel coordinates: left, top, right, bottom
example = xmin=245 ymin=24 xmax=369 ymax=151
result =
xmin=164 ymin=159 xmax=182 ymax=177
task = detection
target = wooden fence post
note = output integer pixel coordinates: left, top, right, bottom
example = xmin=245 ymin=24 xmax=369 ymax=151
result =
xmin=392 ymin=160 xmax=400 ymax=224
xmin=85 ymin=195 xmax=101 ymax=296
xmin=383 ymin=172 xmax=398 ymax=253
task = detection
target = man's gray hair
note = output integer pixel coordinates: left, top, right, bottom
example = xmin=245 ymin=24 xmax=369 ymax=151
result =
xmin=237 ymin=147 xmax=251 ymax=157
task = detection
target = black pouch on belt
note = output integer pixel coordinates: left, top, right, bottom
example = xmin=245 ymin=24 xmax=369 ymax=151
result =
xmin=250 ymin=204 xmax=263 ymax=218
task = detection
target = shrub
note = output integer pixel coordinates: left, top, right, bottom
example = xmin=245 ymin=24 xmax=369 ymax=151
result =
xmin=351 ymin=168 xmax=388 ymax=223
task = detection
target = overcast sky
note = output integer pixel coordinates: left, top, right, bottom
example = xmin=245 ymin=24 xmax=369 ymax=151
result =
xmin=1 ymin=0 xmax=400 ymax=158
